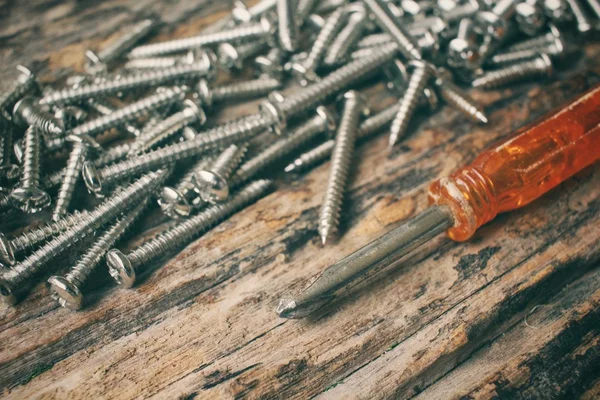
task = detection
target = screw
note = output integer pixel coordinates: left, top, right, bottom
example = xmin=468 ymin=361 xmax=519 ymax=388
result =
xmin=289 ymin=7 xmax=349 ymax=85
xmin=488 ymin=35 xmax=568 ymax=66
xmin=218 ymin=41 xmax=269 ymax=70
xmin=81 ymin=113 xmax=276 ymax=194
xmin=389 ymin=60 xmax=436 ymax=148
xmin=364 ymin=0 xmax=422 ymax=61
xmin=48 ymin=200 xmax=149 ymax=310
xmin=318 ymin=91 xmax=367 ymax=245
xmin=448 ymin=19 xmax=480 ymax=70
xmin=435 ymin=68 xmax=488 ymax=124
xmin=323 ymin=5 xmax=368 ymax=66
xmin=196 ymin=77 xmax=282 ymax=108
xmin=107 ymin=179 xmax=273 ymax=288
xmin=128 ymin=16 xmax=276 ymax=59
xmin=566 ymin=0 xmax=593 ymax=32
xmin=85 ymin=17 xmax=159 ymax=74
xmin=385 ymin=59 xmax=440 ymax=112
xmin=70 ymin=86 xmax=185 ymax=138
xmin=543 ymin=0 xmax=573 ymax=22
xmin=231 ymin=0 xmax=277 ymax=24
xmin=12 ymin=97 xmax=64 ymax=137
xmin=53 ymin=106 xmax=88 ymax=130
xmin=0 ymin=65 xmax=40 ymax=120
xmin=128 ymin=100 xmax=206 ymax=155
xmin=276 ymin=0 xmax=300 ymax=52
xmin=39 ymin=58 xmax=212 ymax=106
xmin=52 ymin=134 xmax=102 ymax=221
xmin=231 ymin=106 xmax=336 ymax=186
xmin=0 ymin=119 xmax=20 ymax=184
xmin=194 ymin=144 xmax=248 ymax=204
xmin=0 ymin=210 xmax=89 ymax=267
xmin=254 ymin=48 xmax=285 ymax=78
xmin=507 ymin=25 xmax=563 ymax=51
xmin=123 ymin=56 xmax=180 ymax=70
xmin=0 ymin=169 xmax=166 ymax=304
xmin=472 ymin=53 xmax=553 ymax=89
xmin=515 ymin=1 xmax=546 ymax=36
xmin=284 ymin=102 xmax=401 ymax=173
xmin=8 ymin=126 xmax=51 ymax=213
xmin=85 ymin=98 xmax=142 ymax=137
xmin=440 ymin=0 xmax=480 ymax=22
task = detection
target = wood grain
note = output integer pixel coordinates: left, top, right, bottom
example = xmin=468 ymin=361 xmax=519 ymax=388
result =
xmin=1 ymin=1 xmax=599 ymax=399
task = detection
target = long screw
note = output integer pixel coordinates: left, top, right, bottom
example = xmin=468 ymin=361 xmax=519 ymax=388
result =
xmin=12 ymin=97 xmax=64 ymax=137
xmin=284 ymin=102 xmax=401 ymax=173
xmin=81 ymin=113 xmax=276 ymax=194
xmin=277 ymin=0 xmax=300 ymax=52
xmin=319 ymin=91 xmax=366 ymax=245
xmin=508 ymin=25 xmax=563 ymax=51
xmin=128 ymin=17 xmax=276 ymax=59
xmin=0 ymin=66 xmax=40 ymax=120
xmin=218 ymin=41 xmax=269 ymax=70
xmin=128 ymin=100 xmax=206 ymax=155
xmin=39 ymin=59 xmax=210 ymax=106
xmin=70 ymin=86 xmax=185 ymax=137
xmin=48 ymin=200 xmax=149 ymax=310
xmin=389 ymin=61 xmax=436 ymax=148
xmin=196 ymin=77 xmax=282 ymax=108
xmin=0 ymin=210 xmax=89 ymax=266
xmin=323 ymin=5 xmax=368 ymax=66
xmin=472 ymin=53 xmax=553 ymax=89
xmin=106 ymin=179 xmax=273 ymax=288
xmin=488 ymin=35 xmax=566 ymax=66
xmin=435 ymin=68 xmax=488 ymax=123
xmin=230 ymin=106 xmax=336 ymax=187
xmin=0 ymin=170 xmax=167 ymax=305
xmin=194 ymin=143 xmax=248 ymax=204
xmin=86 ymin=98 xmax=142 ymax=137
xmin=363 ymin=0 xmax=422 ymax=61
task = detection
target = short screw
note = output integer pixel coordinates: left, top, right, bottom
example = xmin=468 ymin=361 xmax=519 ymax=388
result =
xmin=448 ymin=19 xmax=480 ymax=70
xmin=12 ymin=97 xmax=64 ymax=137
xmin=435 ymin=68 xmax=488 ymax=124
xmin=9 ymin=127 xmax=51 ymax=213
xmin=323 ymin=4 xmax=368 ymax=66
xmin=231 ymin=106 xmax=336 ymax=186
xmin=196 ymin=77 xmax=282 ymax=108
xmin=194 ymin=144 xmax=248 ymax=203
xmin=106 ymin=179 xmax=273 ymax=288
xmin=319 ymin=91 xmax=367 ymax=245
xmin=40 ymin=58 xmax=212 ymax=106
xmin=127 ymin=99 xmax=206 ymax=155
xmin=0 ymin=65 xmax=40 ymax=120
xmin=364 ymin=0 xmax=422 ymax=61
xmin=565 ymin=0 xmax=593 ymax=33
xmin=472 ymin=53 xmax=553 ymax=89
xmin=389 ymin=60 xmax=436 ymax=148
xmin=276 ymin=0 xmax=300 ymax=52
xmin=128 ymin=16 xmax=276 ymax=59
xmin=53 ymin=106 xmax=88 ymax=131
xmin=0 ymin=170 xmax=167 ymax=305
xmin=48 ymin=200 xmax=149 ymax=310
xmin=218 ymin=41 xmax=269 ymax=70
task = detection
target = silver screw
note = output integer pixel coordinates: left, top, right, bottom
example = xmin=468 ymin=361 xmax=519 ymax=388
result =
xmin=39 ymin=58 xmax=212 ymax=106
xmin=194 ymin=144 xmax=248 ymax=204
xmin=0 ymin=120 xmax=19 ymax=183
xmin=441 ymin=0 xmax=480 ymax=22
xmin=515 ymin=1 xmax=546 ymax=36
xmin=127 ymin=100 xmax=206 ymax=155
xmin=196 ymin=77 xmax=282 ymax=108
xmin=474 ymin=0 xmax=519 ymax=61
xmin=254 ymin=47 xmax=285 ymax=78
xmin=48 ymin=200 xmax=149 ymax=310
xmin=385 ymin=59 xmax=440 ymax=111
xmin=448 ymin=19 xmax=480 ymax=70
xmin=81 ymin=113 xmax=276 ymax=194
xmin=231 ymin=0 xmax=277 ymax=24
xmin=0 ymin=210 xmax=89 ymax=267
xmin=12 ymin=97 xmax=64 ymax=137
xmin=289 ymin=7 xmax=349 ymax=85
xmin=389 ymin=60 xmax=436 ymax=148
xmin=565 ymin=0 xmax=593 ymax=32
xmin=128 ymin=16 xmax=276 ymax=59
xmin=506 ymin=25 xmax=563 ymax=51
xmin=106 ymin=179 xmax=273 ymax=288
xmin=86 ymin=98 xmax=142 ymax=137
xmin=218 ymin=41 xmax=269 ymax=70
xmin=435 ymin=68 xmax=488 ymax=124
xmin=53 ymin=106 xmax=88 ymax=131
xmin=85 ymin=17 xmax=159 ymax=74
xmin=488 ymin=35 xmax=568 ymax=66
xmin=276 ymin=0 xmax=300 ymax=52
xmin=231 ymin=106 xmax=336 ymax=186
xmin=0 ymin=170 xmax=167 ymax=305
xmin=123 ymin=56 xmax=180 ymax=70
xmin=70 ymin=86 xmax=185 ymax=138
xmin=364 ymin=0 xmax=422 ymax=61
xmin=323 ymin=5 xmax=368 ymax=66
xmin=284 ymin=102 xmax=400 ymax=173
xmin=543 ymin=0 xmax=573 ymax=23
xmin=472 ymin=53 xmax=553 ymax=89
xmin=0 ymin=65 xmax=40 ymax=120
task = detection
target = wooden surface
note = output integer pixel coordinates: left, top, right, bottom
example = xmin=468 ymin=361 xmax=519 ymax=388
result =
xmin=1 ymin=1 xmax=600 ymax=399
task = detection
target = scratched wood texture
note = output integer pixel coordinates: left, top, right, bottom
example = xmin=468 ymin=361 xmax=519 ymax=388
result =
xmin=1 ymin=1 xmax=600 ymax=399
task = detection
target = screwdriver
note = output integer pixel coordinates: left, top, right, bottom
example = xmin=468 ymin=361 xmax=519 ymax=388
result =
xmin=277 ymin=84 xmax=600 ymax=319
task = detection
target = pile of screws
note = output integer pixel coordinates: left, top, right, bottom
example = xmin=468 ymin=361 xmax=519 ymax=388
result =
xmin=0 ymin=0 xmax=596 ymax=311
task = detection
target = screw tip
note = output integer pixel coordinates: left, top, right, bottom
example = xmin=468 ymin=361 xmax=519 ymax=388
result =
xmin=476 ymin=111 xmax=489 ymax=124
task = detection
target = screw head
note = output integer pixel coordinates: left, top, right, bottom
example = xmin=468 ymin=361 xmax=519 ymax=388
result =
xmin=183 ymin=99 xmax=207 ymax=125
xmin=12 ymin=96 xmax=35 ymax=128
xmin=15 ymin=65 xmax=34 ymax=83
xmin=82 ymin=161 xmax=104 ymax=196
xmin=315 ymin=106 xmax=337 ymax=134
xmin=107 ymin=249 xmax=136 ymax=288
xmin=9 ymin=187 xmax=51 ymax=213
xmin=254 ymin=55 xmax=284 ymax=79
xmin=193 ymin=170 xmax=229 ymax=203
xmin=157 ymin=186 xmax=191 ymax=218
xmin=0 ymin=233 xmax=16 ymax=267
xmin=181 ymin=126 xmax=199 ymax=141
xmin=218 ymin=43 xmax=242 ymax=70
xmin=258 ymin=100 xmax=286 ymax=135
xmin=84 ymin=50 xmax=108 ymax=75
xmin=54 ymin=106 xmax=88 ymax=130
xmin=447 ymin=38 xmax=480 ymax=70
xmin=66 ymin=133 xmax=102 ymax=153
xmin=196 ymin=79 xmax=213 ymax=108
xmin=289 ymin=63 xmax=319 ymax=87
xmin=515 ymin=2 xmax=545 ymax=36
xmin=475 ymin=11 xmax=507 ymax=39
xmin=48 ymin=276 xmax=83 ymax=310
xmin=0 ymin=164 xmax=21 ymax=181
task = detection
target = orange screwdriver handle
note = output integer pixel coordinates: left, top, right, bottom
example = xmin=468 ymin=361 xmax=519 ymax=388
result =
xmin=429 ymin=84 xmax=600 ymax=242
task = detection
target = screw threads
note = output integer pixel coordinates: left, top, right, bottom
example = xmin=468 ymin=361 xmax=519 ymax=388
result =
xmin=195 ymin=144 xmax=248 ymax=203
xmin=508 ymin=31 xmax=556 ymax=51
xmin=0 ymin=66 xmax=39 ymax=118
xmin=323 ymin=7 xmax=367 ymax=65
xmin=436 ymin=77 xmax=488 ymax=123
xmin=19 ymin=126 xmax=42 ymax=188
xmin=363 ymin=0 xmax=422 ymax=61
xmin=109 ymin=179 xmax=273 ymax=287
xmin=389 ymin=62 xmax=434 ymax=147
xmin=211 ymin=144 xmax=248 ymax=182
xmin=40 ymin=62 xmax=205 ymax=106
xmin=277 ymin=0 xmax=300 ymax=51
xmin=129 ymin=20 xmax=273 ymax=59
xmin=93 ymin=142 xmax=132 ymax=168
xmin=566 ymin=0 xmax=593 ymax=31
xmin=303 ymin=8 xmax=348 ymax=73
xmin=472 ymin=53 xmax=553 ymax=89
xmin=97 ymin=18 xmax=158 ymax=65
xmin=0 ymin=170 xmax=164 ymax=304
xmin=211 ymin=77 xmax=282 ymax=104
xmin=71 ymin=87 xmax=184 ymax=137
xmin=52 ymin=143 xmax=88 ymax=221
xmin=13 ymin=97 xmax=64 ymax=137
xmin=318 ymin=92 xmax=363 ymax=244
xmin=86 ymin=98 xmax=142 ymax=137
xmin=124 ymin=56 xmax=180 ymax=70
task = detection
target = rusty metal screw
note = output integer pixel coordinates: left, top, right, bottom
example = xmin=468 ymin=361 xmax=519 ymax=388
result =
xmin=106 ymin=179 xmax=273 ymax=288
xmin=12 ymin=97 xmax=64 ymax=137
xmin=194 ymin=144 xmax=248 ymax=203
xmin=196 ymin=77 xmax=282 ymax=108
xmin=0 ymin=66 xmax=40 ymax=119
xmin=472 ymin=53 xmax=553 ymax=89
